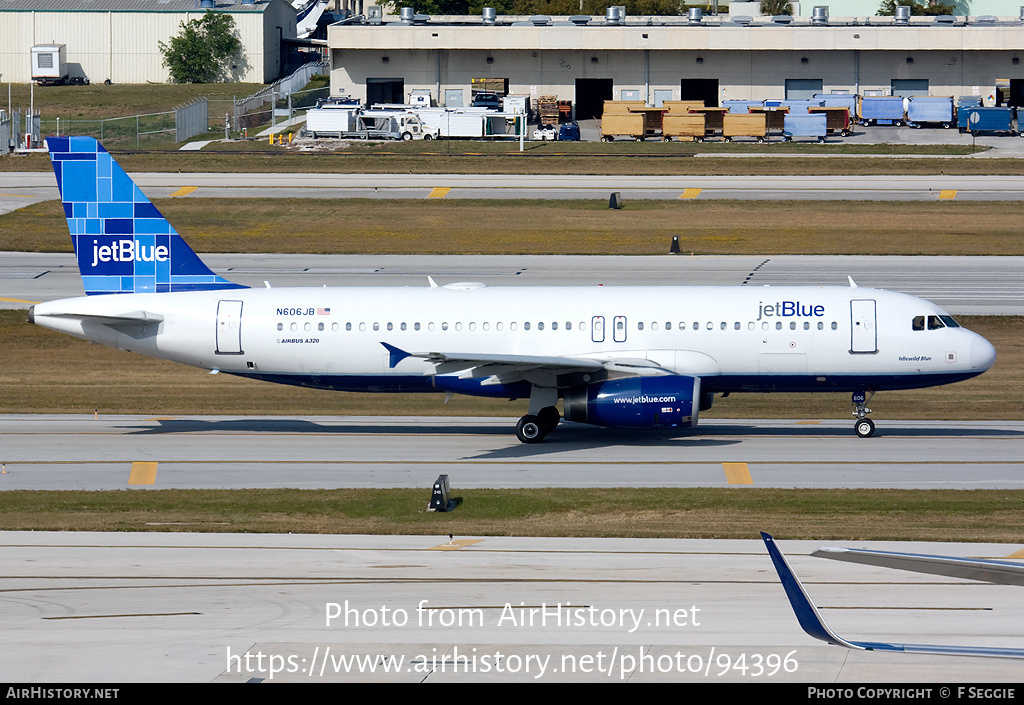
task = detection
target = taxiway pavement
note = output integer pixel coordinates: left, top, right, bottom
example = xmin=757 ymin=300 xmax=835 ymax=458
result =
xmin=2 ymin=531 xmax=1023 ymax=682
xmin=4 ymin=253 xmax=1023 ymax=315
xmin=2 ymin=415 xmax=1022 ymax=491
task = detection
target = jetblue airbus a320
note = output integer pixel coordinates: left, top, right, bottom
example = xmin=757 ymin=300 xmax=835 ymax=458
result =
xmin=30 ymin=137 xmax=996 ymax=443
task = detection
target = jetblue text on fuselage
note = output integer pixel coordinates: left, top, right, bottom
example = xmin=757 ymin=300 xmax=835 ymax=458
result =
xmin=757 ymin=301 xmax=826 ymax=321
xmin=90 ymin=239 xmax=169 ymax=268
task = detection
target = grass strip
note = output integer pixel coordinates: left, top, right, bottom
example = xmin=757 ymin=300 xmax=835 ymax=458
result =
xmin=1 ymin=488 xmax=1023 ymax=542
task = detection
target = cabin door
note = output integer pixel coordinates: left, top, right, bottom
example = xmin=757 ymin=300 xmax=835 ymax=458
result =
xmin=216 ymin=300 xmax=244 ymax=355
xmin=850 ymin=299 xmax=877 ymax=354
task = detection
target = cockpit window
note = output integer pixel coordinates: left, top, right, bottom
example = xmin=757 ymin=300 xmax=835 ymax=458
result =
xmin=927 ymin=315 xmax=945 ymax=330
xmin=939 ymin=315 xmax=960 ymax=328
xmin=912 ymin=316 xmax=925 ymax=331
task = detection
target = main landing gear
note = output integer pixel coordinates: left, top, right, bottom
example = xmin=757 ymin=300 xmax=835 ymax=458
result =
xmin=516 ymin=406 xmax=561 ymax=444
xmin=852 ymin=391 xmax=875 ymax=438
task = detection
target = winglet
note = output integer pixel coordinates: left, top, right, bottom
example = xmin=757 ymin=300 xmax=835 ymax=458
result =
xmin=760 ymin=532 xmax=865 ymax=650
xmin=381 ymin=342 xmax=412 ymax=368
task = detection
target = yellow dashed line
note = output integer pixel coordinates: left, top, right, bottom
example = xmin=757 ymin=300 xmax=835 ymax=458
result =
xmin=722 ymin=462 xmax=753 ymax=485
xmin=938 ymin=189 xmax=957 ymax=200
xmin=128 ymin=461 xmax=158 ymax=485
xmin=680 ymin=188 xmax=702 ymax=199
xmin=0 ymin=297 xmax=40 ymax=304
xmin=169 ymin=186 xmax=198 ymax=197
xmin=796 ymin=420 xmax=823 ymax=425
xmin=428 ymin=187 xmax=451 ymax=198
xmin=429 ymin=539 xmax=482 ymax=550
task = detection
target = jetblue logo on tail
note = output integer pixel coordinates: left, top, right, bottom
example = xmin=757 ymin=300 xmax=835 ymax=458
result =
xmin=91 ymin=239 xmax=170 ymax=268
xmin=47 ymin=136 xmax=245 ymax=296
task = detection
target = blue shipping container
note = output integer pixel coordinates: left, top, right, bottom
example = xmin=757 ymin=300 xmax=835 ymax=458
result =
xmin=958 ymin=106 xmax=1016 ymax=134
xmin=784 ymin=113 xmax=828 ymax=141
xmin=813 ymin=93 xmax=858 ymax=120
xmin=723 ymin=100 xmax=764 ymax=114
xmin=907 ymin=97 xmax=954 ymax=127
xmin=861 ymin=97 xmax=905 ymax=124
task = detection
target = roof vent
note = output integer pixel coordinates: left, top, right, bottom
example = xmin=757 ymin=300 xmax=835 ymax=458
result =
xmin=199 ymin=0 xmax=215 ymax=7
xmin=811 ymin=6 xmax=828 ymax=24
xmin=399 ymin=7 xmax=415 ymax=22
xmin=569 ymin=14 xmax=590 ymax=25
xmin=894 ymin=5 xmax=911 ymax=23
xmin=482 ymin=7 xmax=496 ymax=24
xmin=529 ymin=14 xmax=551 ymax=25
xmin=772 ymin=14 xmax=793 ymax=23
xmin=687 ymin=7 xmax=702 ymax=24
xmin=974 ymin=14 xmax=997 ymax=22
xmin=934 ymin=14 xmax=955 ymax=23
xmin=731 ymin=15 xmax=752 ymax=25
xmin=605 ymin=6 xmax=622 ymax=25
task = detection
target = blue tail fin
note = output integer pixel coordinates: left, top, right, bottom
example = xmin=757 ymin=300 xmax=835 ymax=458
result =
xmin=46 ymin=136 xmax=246 ymax=296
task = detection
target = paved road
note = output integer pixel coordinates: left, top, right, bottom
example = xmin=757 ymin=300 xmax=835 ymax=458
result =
xmin=2 ymin=415 xmax=1022 ymax=491
xmin=4 ymin=252 xmax=1023 ymax=315
xmin=3 ymin=531 xmax=1022 ymax=682
xmin=5 ymin=173 xmax=1024 ymax=213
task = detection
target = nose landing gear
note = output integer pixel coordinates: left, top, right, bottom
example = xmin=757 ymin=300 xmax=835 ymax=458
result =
xmin=852 ymin=391 xmax=875 ymax=437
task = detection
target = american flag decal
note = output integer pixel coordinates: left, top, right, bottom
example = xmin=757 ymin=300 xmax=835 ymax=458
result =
xmin=317 ymin=307 xmax=331 ymax=315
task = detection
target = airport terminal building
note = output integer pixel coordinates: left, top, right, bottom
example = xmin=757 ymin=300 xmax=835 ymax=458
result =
xmin=326 ymin=5 xmax=1024 ymax=115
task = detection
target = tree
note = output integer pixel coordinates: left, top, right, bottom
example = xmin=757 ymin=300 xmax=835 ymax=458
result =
xmin=159 ymin=11 xmax=244 ymax=84
xmin=877 ymin=0 xmax=956 ymax=15
xmin=760 ymin=0 xmax=793 ymax=14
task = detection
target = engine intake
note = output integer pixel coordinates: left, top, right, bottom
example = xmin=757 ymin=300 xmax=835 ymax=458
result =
xmin=564 ymin=375 xmax=702 ymax=429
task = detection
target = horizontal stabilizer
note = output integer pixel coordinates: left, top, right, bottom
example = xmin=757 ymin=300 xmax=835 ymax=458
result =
xmin=813 ymin=547 xmax=1024 ymax=587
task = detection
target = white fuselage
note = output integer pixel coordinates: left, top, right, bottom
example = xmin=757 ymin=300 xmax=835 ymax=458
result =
xmin=30 ymin=283 xmax=996 ymax=398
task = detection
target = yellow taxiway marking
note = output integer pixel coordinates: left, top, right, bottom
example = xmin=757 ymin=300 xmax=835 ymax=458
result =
xmin=428 ymin=187 xmax=451 ymax=198
xmin=722 ymin=462 xmax=753 ymax=485
xmin=429 ymin=539 xmax=483 ymax=550
xmin=129 ymin=461 xmax=158 ymax=485
xmin=169 ymin=186 xmax=198 ymax=197
xmin=1005 ymin=547 xmax=1024 ymax=559
xmin=0 ymin=297 xmax=40 ymax=304
xmin=795 ymin=420 xmax=823 ymax=425
xmin=0 ymin=193 xmax=33 ymax=198
xmin=680 ymin=188 xmax=702 ymax=199
xmin=938 ymin=189 xmax=957 ymax=200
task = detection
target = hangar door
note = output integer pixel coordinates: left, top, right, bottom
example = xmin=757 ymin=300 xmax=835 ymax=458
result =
xmin=680 ymin=79 xmax=718 ymax=107
xmin=577 ymin=78 xmax=614 ymax=119
xmin=785 ymin=79 xmax=823 ymax=100
xmin=366 ymin=78 xmax=405 ymax=106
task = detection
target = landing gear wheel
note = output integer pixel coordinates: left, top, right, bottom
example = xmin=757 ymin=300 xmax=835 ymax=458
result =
xmin=854 ymin=418 xmax=875 ymax=438
xmin=537 ymin=406 xmax=561 ymax=433
xmin=516 ymin=415 xmax=547 ymax=444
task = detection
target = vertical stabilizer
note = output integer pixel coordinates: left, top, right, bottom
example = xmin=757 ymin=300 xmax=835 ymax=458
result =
xmin=46 ymin=136 xmax=245 ymax=295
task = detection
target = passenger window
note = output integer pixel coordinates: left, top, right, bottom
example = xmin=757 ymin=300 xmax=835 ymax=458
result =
xmin=318 ymin=322 xmax=324 ymax=331
xmin=442 ymin=322 xmax=448 ymax=331
xmin=831 ymin=321 xmax=837 ymax=330
xmin=524 ymin=322 xmax=531 ymax=330
xmin=666 ymin=322 xmax=672 ymax=330
xmin=359 ymin=322 xmax=366 ymax=332
xmin=720 ymin=322 xmax=727 ymax=330
xmin=803 ymin=321 xmax=809 ymax=330
xmin=469 ymin=322 xmax=476 ymax=331
xmin=638 ymin=322 xmax=644 ymax=331
xmin=789 ymin=322 xmax=796 ymax=330
xmin=387 ymin=322 xmax=393 ymax=331
xmin=538 ymin=322 xmax=544 ymax=330
xmin=291 ymin=322 xmax=298 ymax=332
xmin=415 ymin=322 xmax=421 ymax=331
xmin=346 ymin=322 xmax=352 ymax=331
xmin=455 ymin=322 xmax=462 ymax=331
xmin=817 ymin=322 xmax=823 ymax=330
xmin=776 ymin=322 xmax=782 ymax=330
xmin=372 ymin=322 xmax=379 ymax=331
xmin=277 ymin=322 xmax=283 ymax=331
xmin=552 ymin=322 xmax=558 ymax=330
xmin=734 ymin=322 xmax=740 ymax=330
xmin=401 ymin=322 xmax=407 ymax=331
xmin=912 ymin=316 xmax=925 ymax=331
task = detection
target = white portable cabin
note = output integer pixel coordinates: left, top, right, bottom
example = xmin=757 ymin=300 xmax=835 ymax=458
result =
xmin=31 ymin=44 xmax=67 ymax=84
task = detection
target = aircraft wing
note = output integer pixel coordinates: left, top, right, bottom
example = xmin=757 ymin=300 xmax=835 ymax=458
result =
xmin=761 ymin=532 xmax=1024 ymax=659
xmin=812 ymin=547 xmax=1024 ymax=587
xmin=381 ymin=342 xmax=671 ymax=383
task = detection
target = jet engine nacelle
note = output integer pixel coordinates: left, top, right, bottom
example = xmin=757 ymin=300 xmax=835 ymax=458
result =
xmin=563 ymin=375 xmax=701 ymax=429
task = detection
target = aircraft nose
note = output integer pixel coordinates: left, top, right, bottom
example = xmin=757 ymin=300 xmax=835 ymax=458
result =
xmin=970 ymin=334 xmax=997 ymax=371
